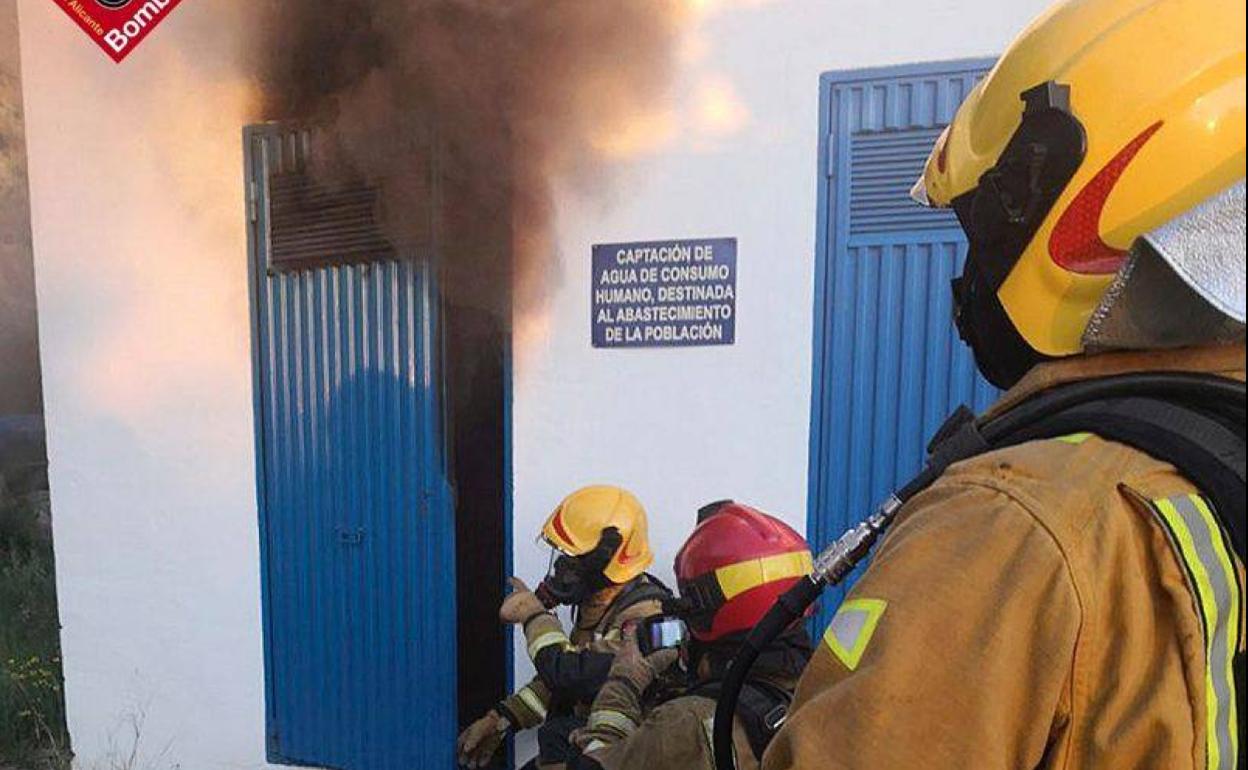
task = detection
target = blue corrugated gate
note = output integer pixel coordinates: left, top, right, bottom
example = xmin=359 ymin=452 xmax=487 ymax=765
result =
xmin=245 ymin=126 xmax=457 ymax=770
xmin=807 ymin=60 xmax=998 ymax=628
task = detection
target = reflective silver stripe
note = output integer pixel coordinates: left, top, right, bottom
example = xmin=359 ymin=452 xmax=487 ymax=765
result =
xmin=1150 ymin=494 xmax=1242 ymax=770
xmin=588 ymin=709 xmax=637 ymax=736
xmin=700 ymin=716 xmax=716 ymax=757
xmin=583 ymin=739 xmax=608 ymax=754
xmin=517 ymin=685 xmax=548 ymax=721
xmin=527 ymin=631 xmax=570 ymax=660
xmin=701 ymin=716 xmax=736 ymax=765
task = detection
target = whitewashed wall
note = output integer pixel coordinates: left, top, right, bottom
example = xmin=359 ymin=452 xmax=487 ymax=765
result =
xmin=510 ymin=0 xmax=1049 ymax=760
xmin=18 ymin=0 xmax=1049 ymax=768
xmin=16 ymin=1 xmax=282 ymax=767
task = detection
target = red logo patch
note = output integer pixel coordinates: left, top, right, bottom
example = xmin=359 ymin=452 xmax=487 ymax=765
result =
xmin=51 ymin=0 xmax=184 ymax=63
xmin=1047 ymin=121 xmax=1164 ymax=275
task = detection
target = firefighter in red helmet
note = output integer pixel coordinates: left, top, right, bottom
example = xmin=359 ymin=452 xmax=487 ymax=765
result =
xmin=566 ymin=501 xmax=815 ymax=770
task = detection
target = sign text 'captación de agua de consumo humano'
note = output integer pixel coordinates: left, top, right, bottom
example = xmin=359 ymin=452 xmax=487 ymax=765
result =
xmin=591 ymin=237 xmax=736 ymax=348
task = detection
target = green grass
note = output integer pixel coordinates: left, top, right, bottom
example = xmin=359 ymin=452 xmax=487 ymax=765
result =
xmin=0 ymin=492 xmax=70 ymax=769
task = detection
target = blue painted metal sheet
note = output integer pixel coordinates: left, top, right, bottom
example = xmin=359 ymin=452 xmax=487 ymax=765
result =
xmin=245 ymin=126 xmax=457 ymax=770
xmin=807 ymin=60 xmax=998 ymax=629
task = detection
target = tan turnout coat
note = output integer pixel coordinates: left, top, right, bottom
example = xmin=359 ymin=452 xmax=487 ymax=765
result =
xmin=764 ymin=345 xmax=1246 ymax=770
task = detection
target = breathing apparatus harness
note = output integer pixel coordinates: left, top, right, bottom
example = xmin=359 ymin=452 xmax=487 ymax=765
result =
xmin=688 ymin=628 xmax=813 ymax=761
xmin=712 ymin=371 xmax=1247 ymax=770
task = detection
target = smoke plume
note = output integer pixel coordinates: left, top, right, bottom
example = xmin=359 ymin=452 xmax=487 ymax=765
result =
xmin=255 ymin=0 xmax=687 ymax=320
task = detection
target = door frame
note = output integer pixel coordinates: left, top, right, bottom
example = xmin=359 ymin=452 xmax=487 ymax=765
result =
xmin=805 ymin=58 xmax=996 ymax=614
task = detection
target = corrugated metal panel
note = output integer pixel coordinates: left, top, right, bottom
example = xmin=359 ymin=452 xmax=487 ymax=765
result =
xmin=808 ymin=61 xmax=998 ymax=629
xmin=849 ymin=128 xmax=959 ymax=234
xmin=245 ymin=125 xmax=457 ymax=770
xmin=269 ymin=173 xmax=395 ymax=268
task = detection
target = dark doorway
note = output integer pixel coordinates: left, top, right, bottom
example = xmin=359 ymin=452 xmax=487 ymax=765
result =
xmin=445 ymin=302 xmax=508 ymax=736
xmin=440 ymin=159 xmax=512 ymax=753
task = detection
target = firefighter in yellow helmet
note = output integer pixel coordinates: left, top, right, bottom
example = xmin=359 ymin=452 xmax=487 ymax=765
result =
xmin=457 ymin=485 xmax=671 ymax=769
xmin=765 ymin=0 xmax=1245 ymax=768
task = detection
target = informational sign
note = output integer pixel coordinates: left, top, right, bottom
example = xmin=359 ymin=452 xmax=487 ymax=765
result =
xmin=592 ymin=237 xmax=737 ymax=348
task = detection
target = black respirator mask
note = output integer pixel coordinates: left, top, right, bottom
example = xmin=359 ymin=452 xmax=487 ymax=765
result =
xmin=534 ymin=527 xmax=623 ymax=608
xmin=949 ymin=81 xmax=1086 ymax=389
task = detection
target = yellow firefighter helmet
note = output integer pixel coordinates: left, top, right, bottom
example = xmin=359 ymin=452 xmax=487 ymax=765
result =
xmin=913 ymin=0 xmax=1245 ymax=385
xmin=541 ymin=485 xmax=653 ymax=584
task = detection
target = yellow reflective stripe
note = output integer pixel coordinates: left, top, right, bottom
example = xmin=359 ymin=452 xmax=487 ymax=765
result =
xmin=1191 ymin=496 xmax=1242 ymax=767
xmin=527 ymin=631 xmax=570 ymax=660
xmin=517 ymin=685 xmax=548 ymax=721
xmin=1156 ymin=498 xmax=1224 ymax=770
xmin=823 ymin=597 xmax=887 ymax=671
xmin=587 ymin=709 xmax=637 ymax=736
xmin=716 ymin=551 xmax=814 ymax=600
xmin=1151 ymin=494 xmax=1242 ymax=770
xmin=1056 ymin=432 xmax=1093 ymax=444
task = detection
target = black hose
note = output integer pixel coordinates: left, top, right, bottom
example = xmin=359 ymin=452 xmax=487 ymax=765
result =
xmin=712 ymin=578 xmax=820 ymax=769
xmin=711 ymin=371 xmax=1245 ymax=770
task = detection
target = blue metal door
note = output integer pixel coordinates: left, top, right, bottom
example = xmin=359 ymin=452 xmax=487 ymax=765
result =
xmin=807 ymin=60 xmax=998 ymax=626
xmin=245 ymin=126 xmax=457 ymax=770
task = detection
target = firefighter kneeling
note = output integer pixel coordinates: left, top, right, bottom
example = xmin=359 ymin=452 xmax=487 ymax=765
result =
xmin=457 ymin=485 xmax=671 ymax=770
xmin=567 ymin=501 xmax=814 ymax=770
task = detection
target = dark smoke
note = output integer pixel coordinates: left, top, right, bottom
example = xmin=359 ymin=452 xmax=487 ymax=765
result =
xmin=255 ymin=0 xmax=685 ymax=317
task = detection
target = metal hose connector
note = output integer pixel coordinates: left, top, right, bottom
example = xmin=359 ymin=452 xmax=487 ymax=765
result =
xmin=810 ymin=494 xmax=903 ymax=585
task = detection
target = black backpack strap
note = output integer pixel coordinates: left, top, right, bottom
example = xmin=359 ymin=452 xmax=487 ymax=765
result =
xmin=927 ymin=405 xmax=991 ymax=471
xmin=599 ymin=575 xmax=673 ymax=632
xmin=691 ymin=679 xmax=791 ymax=760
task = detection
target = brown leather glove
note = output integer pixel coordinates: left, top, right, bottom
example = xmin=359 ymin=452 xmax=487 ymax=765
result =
xmin=499 ymin=576 xmax=547 ymax=625
xmin=608 ymin=623 xmax=680 ymax=693
xmin=456 ymin=709 xmax=509 ymax=768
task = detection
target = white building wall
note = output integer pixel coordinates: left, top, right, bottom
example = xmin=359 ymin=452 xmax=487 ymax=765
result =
xmin=16 ymin=1 xmax=281 ymax=767
xmin=510 ymin=0 xmax=1048 ymax=758
xmin=16 ymin=0 xmax=1048 ymax=768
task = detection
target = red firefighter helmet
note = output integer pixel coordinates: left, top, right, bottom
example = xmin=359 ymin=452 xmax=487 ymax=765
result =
xmin=674 ymin=501 xmax=813 ymax=641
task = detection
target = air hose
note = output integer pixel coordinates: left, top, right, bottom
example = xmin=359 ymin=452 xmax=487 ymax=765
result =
xmin=712 ymin=372 xmax=1246 ymax=770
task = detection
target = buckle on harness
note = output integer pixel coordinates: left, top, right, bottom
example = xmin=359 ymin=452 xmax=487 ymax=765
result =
xmin=927 ymin=405 xmax=989 ymax=470
xmin=762 ymin=704 xmax=788 ymax=733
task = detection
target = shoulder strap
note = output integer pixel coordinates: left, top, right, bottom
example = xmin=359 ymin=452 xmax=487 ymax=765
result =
xmin=1002 ymin=394 xmax=1245 ymax=558
xmin=600 ymin=575 xmax=673 ymax=631
xmin=690 ymin=679 xmax=791 ymax=760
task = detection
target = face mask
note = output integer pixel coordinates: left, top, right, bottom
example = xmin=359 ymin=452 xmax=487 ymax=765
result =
xmin=534 ymin=527 xmax=623 ymax=608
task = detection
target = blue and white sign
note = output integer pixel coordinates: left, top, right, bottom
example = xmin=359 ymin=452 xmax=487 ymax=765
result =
xmin=592 ymin=237 xmax=737 ymax=348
